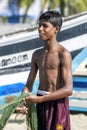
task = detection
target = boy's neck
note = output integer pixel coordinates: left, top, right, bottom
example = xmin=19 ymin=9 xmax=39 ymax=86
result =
xmin=44 ymin=40 xmax=58 ymax=52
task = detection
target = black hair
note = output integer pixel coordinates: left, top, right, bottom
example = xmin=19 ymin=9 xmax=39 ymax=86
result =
xmin=39 ymin=10 xmax=62 ymax=29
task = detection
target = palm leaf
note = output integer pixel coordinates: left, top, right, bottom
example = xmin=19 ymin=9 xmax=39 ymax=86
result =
xmin=0 ymin=93 xmax=38 ymax=130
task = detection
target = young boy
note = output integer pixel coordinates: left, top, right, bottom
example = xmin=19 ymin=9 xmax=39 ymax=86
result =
xmin=17 ymin=10 xmax=73 ymax=130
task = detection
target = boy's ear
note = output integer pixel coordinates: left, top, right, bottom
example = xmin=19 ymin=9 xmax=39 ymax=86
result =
xmin=55 ymin=26 xmax=60 ymax=34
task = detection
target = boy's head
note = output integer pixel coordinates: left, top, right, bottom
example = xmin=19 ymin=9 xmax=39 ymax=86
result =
xmin=39 ymin=10 xmax=62 ymax=31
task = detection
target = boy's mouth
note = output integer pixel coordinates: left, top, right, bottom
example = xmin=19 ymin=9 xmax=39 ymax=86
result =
xmin=39 ymin=33 xmax=45 ymax=37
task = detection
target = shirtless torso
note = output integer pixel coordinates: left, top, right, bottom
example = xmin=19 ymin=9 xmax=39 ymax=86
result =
xmin=34 ymin=46 xmax=65 ymax=92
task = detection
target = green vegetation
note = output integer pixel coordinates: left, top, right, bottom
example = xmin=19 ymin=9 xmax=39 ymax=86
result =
xmin=0 ymin=93 xmax=38 ymax=130
xmin=18 ymin=0 xmax=87 ymax=16
xmin=26 ymin=103 xmax=38 ymax=130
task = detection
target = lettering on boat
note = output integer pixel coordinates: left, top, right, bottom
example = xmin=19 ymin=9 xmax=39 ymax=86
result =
xmin=0 ymin=50 xmax=34 ymax=69
xmin=1 ymin=54 xmax=28 ymax=65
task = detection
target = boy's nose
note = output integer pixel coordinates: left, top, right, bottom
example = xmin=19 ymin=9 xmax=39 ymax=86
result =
xmin=39 ymin=25 xmax=43 ymax=31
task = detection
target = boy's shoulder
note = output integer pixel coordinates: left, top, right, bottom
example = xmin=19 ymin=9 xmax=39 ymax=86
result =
xmin=33 ymin=47 xmax=44 ymax=56
xmin=58 ymin=44 xmax=71 ymax=58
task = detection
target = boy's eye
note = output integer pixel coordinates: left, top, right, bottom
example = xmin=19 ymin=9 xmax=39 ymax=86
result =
xmin=39 ymin=23 xmax=48 ymax=28
xmin=43 ymin=24 xmax=48 ymax=28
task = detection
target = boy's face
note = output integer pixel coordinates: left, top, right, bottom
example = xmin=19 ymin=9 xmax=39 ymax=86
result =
xmin=38 ymin=21 xmax=59 ymax=41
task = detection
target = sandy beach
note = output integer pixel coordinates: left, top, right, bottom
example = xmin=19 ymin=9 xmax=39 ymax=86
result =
xmin=2 ymin=112 xmax=87 ymax=130
xmin=70 ymin=112 xmax=87 ymax=130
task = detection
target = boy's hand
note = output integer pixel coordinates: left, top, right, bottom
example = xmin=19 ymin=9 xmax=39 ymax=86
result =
xmin=16 ymin=104 xmax=28 ymax=114
xmin=25 ymin=94 xmax=43 ymax=103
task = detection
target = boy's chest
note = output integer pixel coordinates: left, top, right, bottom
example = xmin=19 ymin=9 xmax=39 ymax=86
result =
xmin=37 ymin=53 xmax=60 ymax=69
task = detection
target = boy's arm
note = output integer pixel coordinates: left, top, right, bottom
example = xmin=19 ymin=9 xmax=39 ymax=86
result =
xmin=16 ymin=52 xmax=38 ymax=113
xmin=23 ymin=52 xmax=38 ymax=93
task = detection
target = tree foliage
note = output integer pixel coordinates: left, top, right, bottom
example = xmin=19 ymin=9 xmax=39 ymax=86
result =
xmin=14 ymin=0 xmax=87 ymax=23
xmin=18 ymin=0 xmax=87 ymax=16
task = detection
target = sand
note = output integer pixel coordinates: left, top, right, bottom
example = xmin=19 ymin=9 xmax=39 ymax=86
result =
xmin=70 ymin=113 xmax=87 ymax=130
xmin=2 ymin=112 xmax=87 ymax=130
